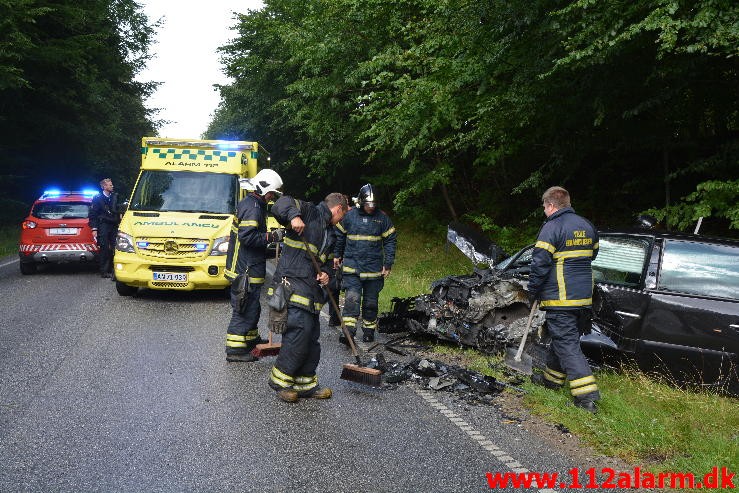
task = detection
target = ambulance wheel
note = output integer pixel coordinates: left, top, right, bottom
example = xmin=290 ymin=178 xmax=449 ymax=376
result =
xmin=20 ymin=261 xmax=37 ymax=275
xmin=115 ymin=281 xmax=137 ymax=296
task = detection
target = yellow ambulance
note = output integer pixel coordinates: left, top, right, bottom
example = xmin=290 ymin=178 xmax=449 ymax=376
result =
xmin=113 ymin=138 xmax=275 ymax=296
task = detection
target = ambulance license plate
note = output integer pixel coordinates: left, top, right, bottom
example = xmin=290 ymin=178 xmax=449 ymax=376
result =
xmin=152 ymin=272 xmax=188 ymax=282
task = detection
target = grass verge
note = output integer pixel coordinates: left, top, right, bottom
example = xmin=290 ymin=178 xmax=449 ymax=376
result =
xmin=0 ymin=226 xmax=18 ymax=257
xmin=385 ymin=222 xmax=738 ymax=477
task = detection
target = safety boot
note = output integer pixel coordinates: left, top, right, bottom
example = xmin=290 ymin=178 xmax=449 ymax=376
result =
xmin=362 ymin=332 xmax=375 ymax=343
xmin=277 ymin=389 xmax=299 ymax=403
xmin=573 ymin=397 xmax=598 ymax=414
xmin=226 ymin=353 xmax=259 ymax=363
xmin=338 ymin=333 xmax=356 ymax=347
xmin=301 ymin=386 xmax=332 ymax=399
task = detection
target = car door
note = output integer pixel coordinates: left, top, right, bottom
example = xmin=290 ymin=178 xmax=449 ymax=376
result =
xmin=638 ymin=239 xmax=739 ymax=388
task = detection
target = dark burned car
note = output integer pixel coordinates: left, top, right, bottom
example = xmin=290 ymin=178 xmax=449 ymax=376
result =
xmin=380 ymin=223 xmax=739 ymax=393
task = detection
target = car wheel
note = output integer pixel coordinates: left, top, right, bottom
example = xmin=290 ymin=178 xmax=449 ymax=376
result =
xmin=115 ymin=281 xmax=137 ymax=296
xmin=19 ymin=262 xmax=37 ymax=275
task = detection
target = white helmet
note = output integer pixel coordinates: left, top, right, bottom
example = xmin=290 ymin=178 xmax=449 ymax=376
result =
xmin=241 ymin=169 xmax=283 ymax=195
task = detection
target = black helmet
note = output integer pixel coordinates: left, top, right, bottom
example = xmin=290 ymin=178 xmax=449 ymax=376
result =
xmin=357 ymin=184 xmax=376 ymax=207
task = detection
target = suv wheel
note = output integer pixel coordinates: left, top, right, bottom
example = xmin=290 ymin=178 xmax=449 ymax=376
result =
xmin=115 ymin=281 xmax=137 ymax=296
xmin=19 ymin=262 xmax=37 ymax=275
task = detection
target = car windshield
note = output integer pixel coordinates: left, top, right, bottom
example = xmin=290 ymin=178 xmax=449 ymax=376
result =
xmin=32 ymin=201 xmax=90 ymax=219
xmin=592 ymin=235 xmax=651 ymax=287
xmin=129 ymin=170 xmax=239 ymax=214
xmin=495 ymin=245 xmax=533 ymax=271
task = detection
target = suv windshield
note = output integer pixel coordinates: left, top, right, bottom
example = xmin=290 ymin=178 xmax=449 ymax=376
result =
xmin=130 ymin=170 xmax=239 ymax=214
xmin=32 ymin=202 xmax=90 ymax=219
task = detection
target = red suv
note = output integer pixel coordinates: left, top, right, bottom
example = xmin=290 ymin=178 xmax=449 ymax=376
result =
xmin=18 ymin=190 xmax=100 ymax=274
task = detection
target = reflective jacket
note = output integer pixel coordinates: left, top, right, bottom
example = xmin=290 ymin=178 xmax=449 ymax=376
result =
xmin=270 ymin=196 xmax=335 ymax=314
xmin=224 ymin=193 xmax=268 ymax=284
xmin=334 ymin=207 xmax=396 ymax=279
xmin=527 ymin=207 xmax=599 ymax=310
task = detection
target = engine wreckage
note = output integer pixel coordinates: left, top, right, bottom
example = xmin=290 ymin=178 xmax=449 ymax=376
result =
xmin=379 ymin=222 xmax=545 ymax=355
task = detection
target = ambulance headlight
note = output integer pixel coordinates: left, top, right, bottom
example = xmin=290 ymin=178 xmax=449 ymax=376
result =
xmin=210 ymin=236 xmax=230 ymax=256
xmin=116 ymin=231 xmax=135 ymax=253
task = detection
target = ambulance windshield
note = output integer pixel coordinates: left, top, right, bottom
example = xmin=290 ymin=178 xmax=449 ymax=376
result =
xmin=129 ymin=170 xmax=238 ymax=214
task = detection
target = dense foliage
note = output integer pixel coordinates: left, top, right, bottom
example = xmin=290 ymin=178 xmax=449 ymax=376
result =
xmin=0 ymin=0 xmax=157 ymax=224
xmin=209 ymin=0 xmax=738 ymax=238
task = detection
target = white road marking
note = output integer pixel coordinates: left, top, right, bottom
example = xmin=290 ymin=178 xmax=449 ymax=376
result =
xmin=413 ymin=387 xmax=556 ymax=493
xmin=0 ymin=258 xmax=19 ymax=269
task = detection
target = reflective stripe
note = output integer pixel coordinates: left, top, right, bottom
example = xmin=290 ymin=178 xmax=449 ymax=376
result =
xmin=224 ymin=268 xmax=237 ymax=279
xmin=571 ymin=384 xmax=599 ymax=396
xmin=283 ymin=236 xmax=318 ymax=254
xmin=239 ymin=220 xmax=258 ymax=227
xmin=290 ymin=293 xmax=311 ymax=307
xmin=314 ymin=302 xmax=324 ymax=311
xmin=248 ymin=277 xmax=265 ymax=284
xmin=544 ymin=372 xmax=565 ymax=385
xmin=363 ymin=319 xmax=377 ymax=329
xmin=545 ymin=367 xmax=566 ymax=379
xmin=230 ymin=224 xmax=239 ymax=234
xmin=593 ymin=242 xmax=599 ymax=250
xmin=553 ymin=249 xmax=594 ymax=259
xmin=556 ymin=258 xmax=567 ymax=300
xmin=381 ymin=226 xmax=395 ymax=238
xmin=294 ymin=375 xmax=318 ymax=391
xmin=336 ymin=222 xmax=346 ymax=233
xmin=267 ymin=287 xmax=274 ymax=296
xmin=535 ymin=241 xmax=555 ymax=254
xmin=359 ymin=272 xmax=382 ymax=279
xmin=342 ymin=266 xmax=357 ymax=274
xmin=540 ymin=298 xmax=592 ymax=307
xmin=270 ymin=367 xmax=294 ymax=388
xmin=347 ymin=234 xmax=381 ymax=241
xmin=569 ymin=375 xmax=596 ymax=388
xmin=226 ymin=334 xmax=247 ymax=348
xmin=343 ymin=316 xmax=357 ymax=328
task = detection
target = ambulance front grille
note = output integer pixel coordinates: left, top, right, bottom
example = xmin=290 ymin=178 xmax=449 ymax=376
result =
xmin=136 ymin=237 xmax=209 ymax=260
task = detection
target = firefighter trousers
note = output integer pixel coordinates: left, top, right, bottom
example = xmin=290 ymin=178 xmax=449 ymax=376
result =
xmin=270 ymin=307 xmax=321 ymax=393
xmin=226 ymin=282 xmax=263 ymax=355
xmin=341 ymin=275 xmax=383 ymax=337
xmin=544 ymin=310 xmax=600 ymax=402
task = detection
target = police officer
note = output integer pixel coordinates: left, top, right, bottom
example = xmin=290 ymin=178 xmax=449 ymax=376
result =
xmin=333 ymin=184 xmax=397 ymax=343
xmin=527 ymin=186 xmax=601 ymax=413
xmin=224 ymin=169 xmax=284 ymax=363
xmin=89 ymin=178 xmax=120 ymax=278
xmin=267 ymin=192 xmax=348 ymax=402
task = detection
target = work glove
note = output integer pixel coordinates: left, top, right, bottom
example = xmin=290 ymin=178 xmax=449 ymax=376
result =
xmin=266 ymin=228 xmax=286 ymax=243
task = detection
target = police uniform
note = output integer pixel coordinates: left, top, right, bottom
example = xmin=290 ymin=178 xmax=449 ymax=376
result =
xmin=268 ymin=196 xmax=335 ymax=396
xmin=224 ymin=193 xmax=269 ymax=356
xmin=88 ymin=191 xmax=119 ymax=275
xmin=528 ymin=206 xmax=601 ymax=403
xmin=334 ymin=206 xmax=396 ymax=340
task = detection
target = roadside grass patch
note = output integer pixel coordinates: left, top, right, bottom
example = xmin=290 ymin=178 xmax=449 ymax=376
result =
xmin=387 ymin=223 xmax=739 ymax=476
xmin=0 ymin=226 xmax=18 ymax=257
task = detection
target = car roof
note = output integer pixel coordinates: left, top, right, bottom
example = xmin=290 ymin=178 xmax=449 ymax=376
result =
xmin=599 ymin=229 xmax=739 ymax=247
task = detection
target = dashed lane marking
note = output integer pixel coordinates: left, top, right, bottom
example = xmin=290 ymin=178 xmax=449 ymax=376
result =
xmin=410 ymin=388 xmax=568 ymax=492
xmin=0 ymin=258 xmax=19 ymax=269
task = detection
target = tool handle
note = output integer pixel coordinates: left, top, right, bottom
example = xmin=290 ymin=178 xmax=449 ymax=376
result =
xmin=300 ymin=236 xmax=361 ymax=359
xmin=514 ymin=300 xmax=539 ymax=361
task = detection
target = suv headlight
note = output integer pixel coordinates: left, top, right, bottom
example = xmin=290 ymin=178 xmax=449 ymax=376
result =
xmin=116 ymin=231 xmax=135 ymax=253
xmin=210 ymin=236 xmax=230 ymax=256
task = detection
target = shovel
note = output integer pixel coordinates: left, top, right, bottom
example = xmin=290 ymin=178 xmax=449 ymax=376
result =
xmin=505 ymin=300 xmax=539 ymax=375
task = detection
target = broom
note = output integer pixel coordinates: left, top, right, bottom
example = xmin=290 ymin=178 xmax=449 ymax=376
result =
xmin=301 ymin=237 xmax=382 ymax=387
xmin=252 ymin=240 xmax=282 ymax=357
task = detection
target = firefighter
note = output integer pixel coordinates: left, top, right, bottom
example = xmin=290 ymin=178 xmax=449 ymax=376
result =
xmin=333 ymin=184 xmax=397 ymax=343
xmin=527 ymin=186 xmax=601 ymax=413
xmin=268 ymin=192 xmax=349 ymax=402
xmin=224 ymin=169 xmax=284 ymax=362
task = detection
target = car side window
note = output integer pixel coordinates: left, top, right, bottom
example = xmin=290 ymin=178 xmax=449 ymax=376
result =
xmin=658 ymin=240 xmax=739 ymax=299
xmin=591 ymin=236 xmax=650 ymax=287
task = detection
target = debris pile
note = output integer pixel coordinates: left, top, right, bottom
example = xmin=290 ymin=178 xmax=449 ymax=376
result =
xmin=369 ymin=355 xmax=515 ymax=405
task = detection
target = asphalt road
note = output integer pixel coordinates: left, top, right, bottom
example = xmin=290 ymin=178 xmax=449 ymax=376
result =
xmin=0 ymin=257 xmax=602 ymax=492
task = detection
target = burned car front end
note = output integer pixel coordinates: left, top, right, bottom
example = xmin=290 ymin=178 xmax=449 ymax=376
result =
xmin=380 ymin=224 xmax=739 ymax=394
